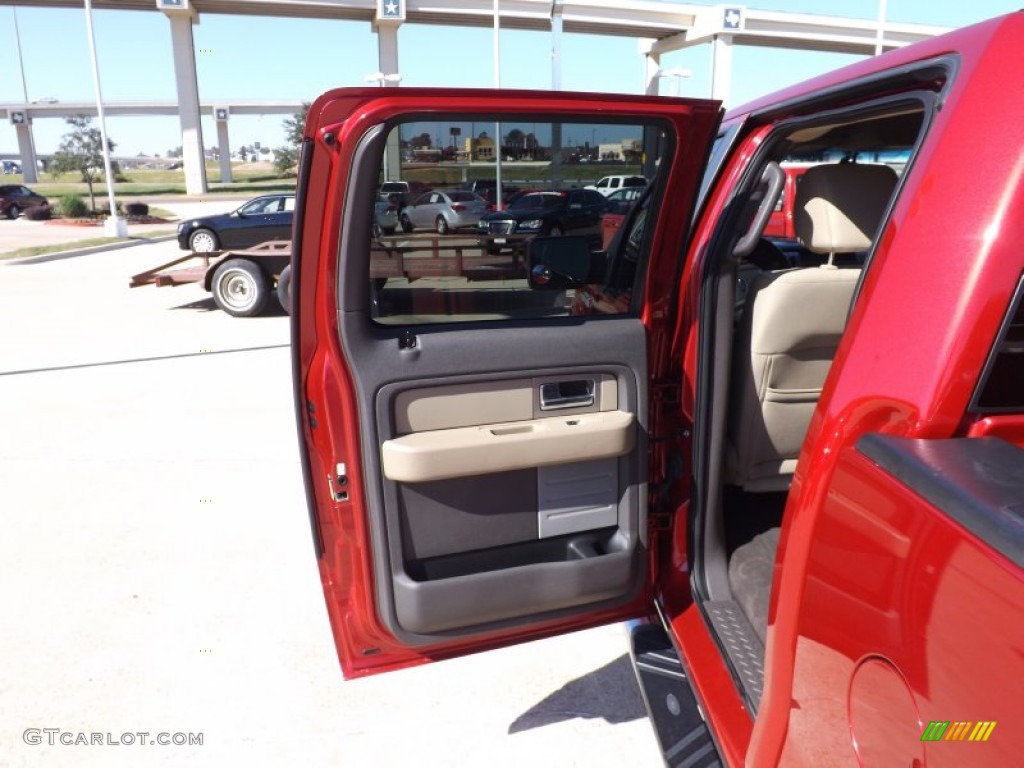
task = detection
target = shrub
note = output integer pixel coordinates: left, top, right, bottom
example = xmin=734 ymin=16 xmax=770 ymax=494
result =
xmin=24 ymin=204 xmax=52 ymax=221
xmin=94 ymin=202 xmax=124 ymax=217
xmin=124 ymin=202 xmax=149 ymax=217
xmin=57 ymin=194 xmax=89 ymax=219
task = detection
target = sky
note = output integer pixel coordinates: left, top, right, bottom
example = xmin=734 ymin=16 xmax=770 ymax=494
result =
xmin=1 ymin=1 xmax=1020 ymax=159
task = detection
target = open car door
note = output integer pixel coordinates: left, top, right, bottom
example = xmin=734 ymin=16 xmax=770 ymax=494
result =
xmin=291 ymin=88 xmax=720 ymax=678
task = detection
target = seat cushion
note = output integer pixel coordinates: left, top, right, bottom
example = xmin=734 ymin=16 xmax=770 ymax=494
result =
xmin=726 ymin=267 xmax=860 ymax=490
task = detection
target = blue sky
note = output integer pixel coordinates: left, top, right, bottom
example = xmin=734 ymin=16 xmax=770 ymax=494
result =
xmin=1 ymin=1 xmax=1020 ymax=158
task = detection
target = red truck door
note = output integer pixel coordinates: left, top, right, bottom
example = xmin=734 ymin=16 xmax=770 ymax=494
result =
xmin=292 ymin=89 xmax=720 ymax=678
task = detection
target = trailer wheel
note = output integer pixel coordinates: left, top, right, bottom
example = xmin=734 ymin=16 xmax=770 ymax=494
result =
xmin=277 ymin=265 xmax=292 ymax=314
xmin=211 ymin=259 xmax=269 ymax=317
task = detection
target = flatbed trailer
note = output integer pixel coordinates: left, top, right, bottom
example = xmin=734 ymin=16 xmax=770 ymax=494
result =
xmin=129 ymin=236 xmax=529 ymax=317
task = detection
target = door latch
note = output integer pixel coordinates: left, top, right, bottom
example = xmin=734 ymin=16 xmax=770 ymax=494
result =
xmin=398 ymin=329 xmax=417 ymax=350
xmin=328 ymin=462 xmax=349 ymax=502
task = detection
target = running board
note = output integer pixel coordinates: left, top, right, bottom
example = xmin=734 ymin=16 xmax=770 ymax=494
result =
xmin=629 ymin=623 xmax=723 ymax=768
xmin=704 ymin=600 xmax=765 ymax=711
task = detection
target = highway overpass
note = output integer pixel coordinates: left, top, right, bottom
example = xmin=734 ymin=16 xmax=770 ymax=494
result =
xmin=1 ymin=1 xmax=948 ymax=193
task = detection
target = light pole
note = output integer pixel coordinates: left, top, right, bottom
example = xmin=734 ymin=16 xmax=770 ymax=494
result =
xmin=493 ymin=0 xmax=503 ymax=209
xmin=12 ymin=8 xmax=30 ymax=103
xmin=654 ymin=66 xmax=692 ymax=96
xmin=875 ymin=0 xmax=888 ymax=55
xmin=365 ymin=72 xmax=402 ymax=87
xmin=365 ymin=73 xmax=402 ymax=181
xmin=83 ymin=0 xmax=126 ymax=236
xmin=11 ymin=7 xmax=39 ymax=181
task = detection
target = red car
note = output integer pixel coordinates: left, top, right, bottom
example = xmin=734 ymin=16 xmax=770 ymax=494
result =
xmin=761 ymin=163 xmax=810 ymax=241
xmin=0 ymin=184 xmax=48 ymax=219
xmin=291 ymin=12 xmax=1024 ymax=766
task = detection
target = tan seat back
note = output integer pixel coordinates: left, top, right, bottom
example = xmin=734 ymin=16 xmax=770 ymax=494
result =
xmin=726 ymin=163 xmax=898 ymax=491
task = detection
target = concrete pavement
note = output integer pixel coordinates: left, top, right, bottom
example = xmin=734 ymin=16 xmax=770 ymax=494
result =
xmin=0 ymin=238 xmax=663 ymax=767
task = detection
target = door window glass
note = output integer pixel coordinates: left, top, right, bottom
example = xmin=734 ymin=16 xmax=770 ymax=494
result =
xmin=366 ymin=118 xmax=668 ymax=325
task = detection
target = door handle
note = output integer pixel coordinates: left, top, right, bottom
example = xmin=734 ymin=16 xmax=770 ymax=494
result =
xmin=539 ymin=379 xmax=595 ymax=410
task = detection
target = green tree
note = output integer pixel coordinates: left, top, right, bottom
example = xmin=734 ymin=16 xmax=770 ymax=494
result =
xmin=282 ymin=103 xmax=310 ymax=148
xmin=273 ymin=102 xmax=310 ymax=176
xmin=505 ymin=128 xmax=526 ymax=159
xmin=409 ymin=132 xmax=432 ymax=149
xmin=49 ymin=115 xmax=116 ymax=212
xmin=272 ymin=146 xmax=295 ymax=175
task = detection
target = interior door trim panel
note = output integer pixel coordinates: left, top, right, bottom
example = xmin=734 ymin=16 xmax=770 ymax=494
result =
xmin=393 ymin=374 xmax=618 ymax=434
xmin=394 ymin=532 xmax=637 ymax=634
xmin=336 ymin=315 xmax=649 ymax=644
xmin=381 ymin=410 xmax=635 ymax=483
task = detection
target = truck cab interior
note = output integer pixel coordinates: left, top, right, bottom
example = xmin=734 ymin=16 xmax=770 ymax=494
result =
xmin=691 ymin=97 xmax=931 ymax=710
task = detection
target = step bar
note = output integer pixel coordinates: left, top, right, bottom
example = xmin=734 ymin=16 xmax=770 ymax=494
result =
xmin=629 ymin=622 xmax=724 ymax=768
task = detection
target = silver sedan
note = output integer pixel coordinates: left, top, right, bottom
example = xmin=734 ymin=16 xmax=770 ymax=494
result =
xmin=399 ymin=190 xmax=488 ymax=235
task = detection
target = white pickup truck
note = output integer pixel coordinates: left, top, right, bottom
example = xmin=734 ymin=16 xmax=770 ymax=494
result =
xmin=586 ymin=174 xmax=647 ymax=196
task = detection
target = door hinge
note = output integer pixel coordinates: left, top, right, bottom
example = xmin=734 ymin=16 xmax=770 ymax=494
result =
xmin=648 ymin=508 xmax=674 ymax=532
xmin=651 ymin=379 xmax=681 ymax=404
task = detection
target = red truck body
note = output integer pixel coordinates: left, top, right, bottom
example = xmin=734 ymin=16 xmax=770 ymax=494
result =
xmin=291 ymin=13 xmax=1024 ymax=766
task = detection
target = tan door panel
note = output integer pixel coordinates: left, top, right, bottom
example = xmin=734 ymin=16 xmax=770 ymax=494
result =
xmin=394 ymin=374 xmax=619 ymax=435
xmin=394 ymin=379 xmax=534 ymax=435
xmin=382 ymin=410 xmax=635 ymax=483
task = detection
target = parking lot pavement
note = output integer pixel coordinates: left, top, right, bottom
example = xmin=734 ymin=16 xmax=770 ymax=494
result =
xmin=0 ymin=240 xmax=662 ymax=767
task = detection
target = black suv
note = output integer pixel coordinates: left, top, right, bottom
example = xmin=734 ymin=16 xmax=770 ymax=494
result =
xmin=476 ymin=189 xmax=609 ymax=252
xmin=460 ymin=179 xmax=521 ymax=209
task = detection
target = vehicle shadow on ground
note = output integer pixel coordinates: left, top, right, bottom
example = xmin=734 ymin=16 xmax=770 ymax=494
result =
xmin=173 ymin=297 xmax=218 ymax=311
xmin=171 ymin=297 xmax=288 ymax=318
xmin=507 ymin=653 xmax=647 ymax=733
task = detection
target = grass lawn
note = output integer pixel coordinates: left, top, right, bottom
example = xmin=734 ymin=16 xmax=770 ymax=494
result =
xmin=0 ymin=231 xmax=177 ymax=262
xmin=12 ymin=162 xmax=295 ymax=199
xmin=396 ymin=162 xmax=642 ymax=188
xmin=10 ymin=159 xmax=636 ymax=199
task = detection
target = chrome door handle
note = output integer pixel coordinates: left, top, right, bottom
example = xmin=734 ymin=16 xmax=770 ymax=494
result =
xmin=539 ymin=379 xmax=595 ymax=410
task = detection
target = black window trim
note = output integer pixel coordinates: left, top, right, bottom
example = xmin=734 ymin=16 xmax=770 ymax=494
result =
xmin=969 ymin=272 xmax=1024 ymax=414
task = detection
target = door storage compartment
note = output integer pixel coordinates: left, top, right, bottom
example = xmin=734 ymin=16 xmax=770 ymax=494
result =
xmin=394 ymin=529 xmax=638 ymax=634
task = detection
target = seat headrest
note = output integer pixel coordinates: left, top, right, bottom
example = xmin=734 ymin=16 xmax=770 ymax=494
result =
xmin=794 ymin=164 xmax=898 ymax=254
